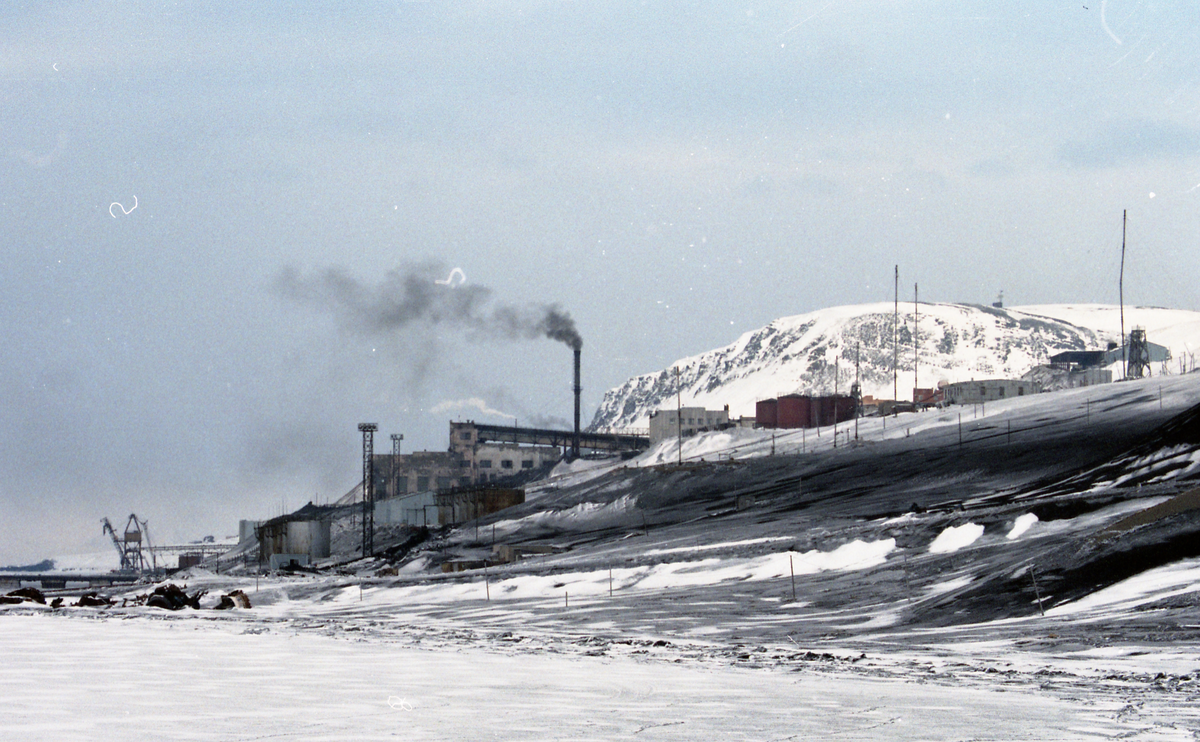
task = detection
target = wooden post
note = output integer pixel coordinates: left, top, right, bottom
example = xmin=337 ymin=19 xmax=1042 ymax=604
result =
xmin=914 ymin=283 xmax=919 ymax=396
xmin=894 ymin=264 xmax=899 ymax=408
xmin=1120 ymin=209 xmax=1127 ymax=380
xmin=1030 ymin=565 xmax=1045 ymax=616
xmin=675 ymin=367 xmax=683 ymax=466
xmin=789 ymin=554 xmax=796 ymax=602
xmin=833 ymin=356 xmax=839 ymax=449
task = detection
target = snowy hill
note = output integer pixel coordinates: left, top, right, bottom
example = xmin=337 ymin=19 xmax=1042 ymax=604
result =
xmin=591 ymin=303 xmax=1200 ymax=430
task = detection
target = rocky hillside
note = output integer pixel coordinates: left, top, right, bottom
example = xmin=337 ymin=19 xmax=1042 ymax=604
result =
xmin=590 ymin=303 xmax=1200 ymax=430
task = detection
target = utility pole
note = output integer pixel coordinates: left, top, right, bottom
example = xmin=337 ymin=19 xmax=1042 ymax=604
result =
xmin=833 ymin=355 xmax=839 ymax=449
xmin=914 ymin=282 xmax=919 ymax=404
xmin=1119 ymin=209 xmax=1127 ymax=380
xmin=359 ymin=423 xmax=378 ymax=558
xmin=675 ymin=367 xmax=683 ymax=466
xmin=854 ymin=342 xmax=861 ymax=441
xmin=893 ymin=265 xmax=899 ymax=414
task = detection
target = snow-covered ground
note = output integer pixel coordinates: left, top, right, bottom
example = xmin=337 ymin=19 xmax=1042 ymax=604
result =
xmin=6 ymin=373 xmax=1200 ymax=739
xmin=9 ymin=610 xmax=1180 ymax=741
xmin=3 ymin=550 xmax=1198 ymax=740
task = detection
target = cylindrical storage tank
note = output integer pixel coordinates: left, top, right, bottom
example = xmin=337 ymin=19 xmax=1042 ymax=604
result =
xmin=777 ymin=395 xmax=811 ymax=429
xmin=238 ymin=520 xmax=260 ymax=543
xmin=755 ymin=399 xmax=778 ymax=428
xmin=286 ymin=519 xmax=331 ymax=560
xmin=836 ymin=395 xmax=856 ymax=424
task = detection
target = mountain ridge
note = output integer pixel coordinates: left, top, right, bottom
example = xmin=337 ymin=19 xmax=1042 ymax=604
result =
xmin=590 ymin=302 xmax=1200 ymax=431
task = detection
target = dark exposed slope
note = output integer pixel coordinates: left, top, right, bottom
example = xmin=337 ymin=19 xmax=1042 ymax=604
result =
xmin=433 ymin=380 xmax=1200 ymax=633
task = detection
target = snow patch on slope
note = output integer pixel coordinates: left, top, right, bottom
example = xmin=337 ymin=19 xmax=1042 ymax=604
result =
xmin=929 ymin=523 xmax=985 ymax=553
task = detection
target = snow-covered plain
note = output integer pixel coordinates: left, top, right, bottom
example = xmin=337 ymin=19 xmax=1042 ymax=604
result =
xmin=7 ymin=610 xmax=1178 ymax=742
xmin=4 ymin=551 xmax=1199 ymax=741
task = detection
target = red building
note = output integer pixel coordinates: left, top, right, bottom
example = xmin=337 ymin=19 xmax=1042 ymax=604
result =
xmin=777 ymin=395 xmax=811 ymax=428
xmin=755 ymin=398 xmax=778 ymax=427
xmin=913 ymin=387 xmax=944 ymax=407
xmin=756 ymin=394 xmax=857 ymax=429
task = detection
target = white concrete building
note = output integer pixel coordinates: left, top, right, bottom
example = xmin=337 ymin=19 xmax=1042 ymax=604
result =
xmin=941 ymin=379 xmax=1039 ymax=405
xmin=648 ymin=406 xmax=731 ymax=446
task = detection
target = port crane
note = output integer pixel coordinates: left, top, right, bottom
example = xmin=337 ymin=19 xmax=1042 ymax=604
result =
xmin=101 ymin=514 xmax=157 ymax=573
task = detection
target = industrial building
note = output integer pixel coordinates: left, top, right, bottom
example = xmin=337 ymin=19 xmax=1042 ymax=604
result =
xmin=648 ymin=406 xmax=732 ymax=445
xmin=256 ymin=503 xmax=334 ymax=569
xmin=940 ymin=379 xmax=1039 ymax=405
xmin=756 ymin=395 xmax=857 ymax=429
xmin=374 ymin=491 xmax=438 ymax=527
xmin=1025 ymin=362 xmax=1111 ymax=390
xmin=1049 ymin=337 xmax=1170 ymax=372
xmin=368 ymin=422 xmax=565 ymax=503
xmin=448 ymin=422 xmax=563 ymax=484
xmin=436 ymin=486 xmax=525 ymax=524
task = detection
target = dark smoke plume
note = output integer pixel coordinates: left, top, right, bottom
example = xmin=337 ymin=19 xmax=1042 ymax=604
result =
xmin=274 ymin=263 xmax=583 ymax=350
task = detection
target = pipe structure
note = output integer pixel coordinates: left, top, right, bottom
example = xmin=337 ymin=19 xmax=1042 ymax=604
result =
xmin=572 ymin=348 xmax=582 ymax=460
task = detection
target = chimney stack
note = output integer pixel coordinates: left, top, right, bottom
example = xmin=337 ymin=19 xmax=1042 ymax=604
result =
xmin=572 ymin=347 xmax=581 ymax=460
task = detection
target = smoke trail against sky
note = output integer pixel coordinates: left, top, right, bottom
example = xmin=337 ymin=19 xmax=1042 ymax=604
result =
xmin=274 ymin=263 xmax=583 ymax=350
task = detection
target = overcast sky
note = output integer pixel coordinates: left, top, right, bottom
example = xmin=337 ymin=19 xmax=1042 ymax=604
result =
xmin=3 ymin=1 xmax=1199 ymax=562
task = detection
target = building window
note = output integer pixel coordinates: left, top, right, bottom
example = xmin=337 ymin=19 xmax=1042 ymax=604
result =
xmin=521 ymin=460 xmax=534 ymax=469
xmin=979 ymin=385 xmax=986 ymax=398
xmin=501 ymin=460 xmax=513 ymax=469
xmin=479 ymin=460 xmax=492 ymax=469
xmin=460 ymin=432 xmax=472 ymax=440
xmin=417 ymin=476 xmax=430 ymax=492
xmin=395 ymin=477 xmax=408 ymax=495
xmin=459 ymin=460 xmax=471 ymax=468
xmin=1018 ymin=387 xmax=1024 ymax=396
xmin=436 ymin=476 xmax=451 ymax=490
xmin=999 ymin=387 xmax=1006 ymax=398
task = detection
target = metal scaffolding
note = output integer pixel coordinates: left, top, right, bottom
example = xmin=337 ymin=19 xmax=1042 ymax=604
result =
xmin=1127 ymin=328 xmax=1151 ymax=379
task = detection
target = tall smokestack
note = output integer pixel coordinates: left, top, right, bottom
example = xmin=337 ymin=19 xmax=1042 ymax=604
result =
xmin=572 ymin=348 xmax=581 ymax=460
